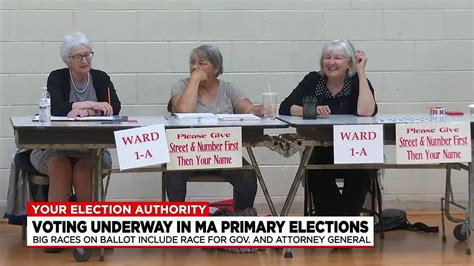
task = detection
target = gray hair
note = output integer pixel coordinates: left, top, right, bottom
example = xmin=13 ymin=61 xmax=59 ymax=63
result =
xmin=59 ymin=32 xmax=92 ymax=64
xmin=191 ymin=45 xmax=224 ymax=77
xmin=319 ymin=39 xmax=357 ymax=77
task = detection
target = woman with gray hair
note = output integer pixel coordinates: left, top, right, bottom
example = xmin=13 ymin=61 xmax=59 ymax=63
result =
xmin=279 ymin=39 xmax=377 ymax=216
xmin=167 ymin=44 xmax=262 ymax=211
xmin=169 ymin=44 xmax=262 ymax=114
xmin=30 ymin=32 xmax=121 ymax=244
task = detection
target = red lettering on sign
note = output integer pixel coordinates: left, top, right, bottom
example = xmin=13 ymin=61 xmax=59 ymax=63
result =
xmin=177 ymin=133 xmax=206 ymax=139
xmin=122 ymin=132 xmax=160 ymax=145
xmin=439 ymin=127 xmax=459 ymax=133
xmin=406 ymin=128 xmax=435 ymax=134
xmin=210 ymin=132 xmax=231 ymax=138
xmin=340 ymin=131 xmax=377 ymax=141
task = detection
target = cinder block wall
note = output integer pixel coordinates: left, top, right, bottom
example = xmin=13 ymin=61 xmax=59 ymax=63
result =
xmin=1 ymin=0 xmax=473 ymax=213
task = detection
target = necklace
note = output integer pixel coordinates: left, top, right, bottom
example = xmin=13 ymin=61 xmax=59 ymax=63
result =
xmin=70 ymin=70 xmax=90 ymax=94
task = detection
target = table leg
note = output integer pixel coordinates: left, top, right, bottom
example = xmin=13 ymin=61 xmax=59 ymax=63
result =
xmin=466 ymin=150 xmax=473 ymax=255
xmin=469 ymin=149 xmax=473 ymax=230
xmin=280 ymin=146 xmax=314 ymax=217
xmin=90 ymin=149 xmax=103 ymax=202
xmin=246 ymin=146 xmax=278 ymax=216
xmin=89 ymin=149 xmax=105 ymax=261
xmin=278 ymin=146 xmax=313 ymax=258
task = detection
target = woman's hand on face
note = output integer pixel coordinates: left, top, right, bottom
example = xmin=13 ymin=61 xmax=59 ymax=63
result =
xmin=316 ymin=105 xmax=331 ymax=116
xmin=355 ymin=49 xmax=368 ymax=73
xmin=251 ymin=104 xmax=265 ymax=116
xmin=67 ymin=109 xmax=89 ymax=118
xmin=190 ymin=69 xmax=208 ymax=83
xmin=91 ymin=102 xmax=113 ymax=116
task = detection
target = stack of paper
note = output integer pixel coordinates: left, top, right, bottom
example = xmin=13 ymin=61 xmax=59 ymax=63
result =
xmin=173 ymin=113 xmax=217 ymax=119
xmin=32 ymin=115 xmax=127 ymax=122
xmin=216 ymin=114 xmax=261 ymax=121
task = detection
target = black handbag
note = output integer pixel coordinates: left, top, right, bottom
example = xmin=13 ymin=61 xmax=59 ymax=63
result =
xmin=375 ymin=208 xmax=438 ymax=233
xmin=211 ymin=208 xmax=262 ymax=253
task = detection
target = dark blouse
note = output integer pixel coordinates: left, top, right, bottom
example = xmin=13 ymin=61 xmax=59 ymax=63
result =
xmin=279 ymin=71 xmax=377 ymax=116
xmin=47 ymin=68 xmax=121 ymax=116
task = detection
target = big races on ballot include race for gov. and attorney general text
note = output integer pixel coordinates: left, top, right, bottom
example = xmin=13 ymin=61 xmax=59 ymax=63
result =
xmin=29 ymin=202 xmax=208 ymax=216
xmin=27 ymin=202 xmax=374 ymax=249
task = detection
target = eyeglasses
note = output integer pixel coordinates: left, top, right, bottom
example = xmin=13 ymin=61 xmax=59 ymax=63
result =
xmin=69 ymin=52 xmax=94 ymax=62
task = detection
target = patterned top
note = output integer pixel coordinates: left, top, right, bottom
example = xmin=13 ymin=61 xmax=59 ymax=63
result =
xmin=279 ymin=71 xmax=377 ymax=116
xmin=30 ymin=75 xmax=112 ymax=175
xmin=314 ymin=74 xmax=352 ymax=99
xmin=69 ymin=77 xmax=98 ymax=103
xmin=170 ymin=78 xmax=247 ymax=114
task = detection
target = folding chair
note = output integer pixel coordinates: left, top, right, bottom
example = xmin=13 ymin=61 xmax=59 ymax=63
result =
xmin=13 ymin=150 xmax=113 ymax=242
xmin=303 ymin=169 xmax=385 ymax=238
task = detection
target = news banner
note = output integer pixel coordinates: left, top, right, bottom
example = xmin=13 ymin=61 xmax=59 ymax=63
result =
xmin=27 ymin=202 xmax=374 ymax=249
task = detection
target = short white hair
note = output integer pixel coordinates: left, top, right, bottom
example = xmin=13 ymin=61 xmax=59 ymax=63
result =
xmin=319 ymin=39 xmax=357 ymax=77
xmin=59 ymin=32 xmax=92 ymax=64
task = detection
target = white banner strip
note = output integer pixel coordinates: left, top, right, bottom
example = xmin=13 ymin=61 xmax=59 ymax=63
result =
xmin=27 ymin=216 xmax=374 ymax=248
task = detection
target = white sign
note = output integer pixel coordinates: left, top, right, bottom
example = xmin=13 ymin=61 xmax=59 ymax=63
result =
xmin=333 ymin=125 xmax=384 ymax=164
xmin=396 ymin=122 xmax=471 ymax=164
xmin=166 ymin=127 xmax=242 ymax=170
xmin=114 ymin=124 xmax=170 ymax=170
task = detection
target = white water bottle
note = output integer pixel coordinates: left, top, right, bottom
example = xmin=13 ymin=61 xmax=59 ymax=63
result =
xmin=38 ymin=86 xmax=51 ymax=123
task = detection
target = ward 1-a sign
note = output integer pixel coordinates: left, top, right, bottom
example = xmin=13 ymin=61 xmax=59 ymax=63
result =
xmin=396 ymin=122 xmax=471 ymax=164
xmin=333 ymin=125 xmax=384 ymax=164
xmin=114 ymin=124 xmax=170 ymax=170
xmin=166 ymin=127 xmax=242 ymax=170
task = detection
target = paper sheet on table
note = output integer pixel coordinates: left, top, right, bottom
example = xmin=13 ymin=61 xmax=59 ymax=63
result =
xmin=32 ymin=115 xmax=126 ymax=122
xmin=216 ymin=114 xmax=261 ymax=121
xmin=173 ymin=113 xmax=217 ymax=119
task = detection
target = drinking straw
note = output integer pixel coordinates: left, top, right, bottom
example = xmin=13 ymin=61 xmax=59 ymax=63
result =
xmin=266 ymin=83 xmax=275 ymax=116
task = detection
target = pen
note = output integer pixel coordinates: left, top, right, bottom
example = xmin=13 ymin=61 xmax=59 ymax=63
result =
xmin=446 ymin=111 xmax=464 ymax=116
xmin=107 ymin=87 xmax=111 ymax=105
